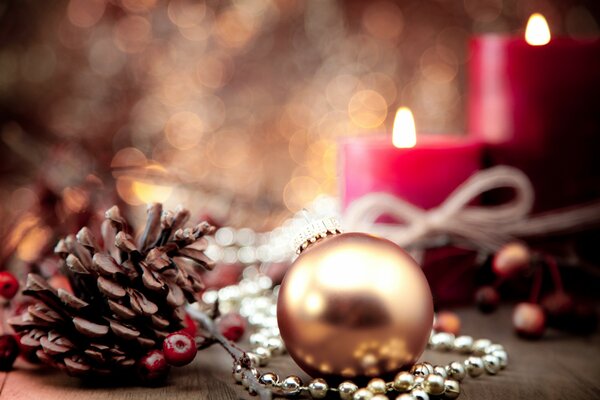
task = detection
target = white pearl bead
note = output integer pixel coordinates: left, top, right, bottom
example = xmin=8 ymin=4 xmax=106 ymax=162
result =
xmin=485 ymin=344 xmax=505 ymax=354
xmin=338 ymin=381 xmax=358 ymax=400
xmin=367 ymin=378 xmax=387 ymax=394
xmin=411 ymin=388 xmax=430 ymax=400
xmin=444 ymin=379 xmax=460 ymax=399
xmin=393 ymin=371 xmax=414 ymax=392
xmin=246 ymin=352 xmax=260 ymax=367
xmin=249 ymin=333 xmax=267 ymax=347
xmin=446 ymin=361 xmax=466 ymax=381
xmin=232 ymin=364 xmax=243 ymax=383
xmin=464 ymin=356 xmax=484 ymax=377
xmin=281 ymin=375 xmax=302 ymax=395
xmin=483 ymin=354 xmax=501 ymax=374
xmin=433 ymin=365 xmax=447 ymax=378
xmin=371 ymin=395 xmax=388 ymax=400
xmin=423 ymin=374 xmax=445 ymax=395
xmin=259 ymin=372 xmax=278 ymax=387
xmin=266 ymin=337 xmax=285 ymax=355
xmin=253 ymin=346 xmax=271 ymax=366
xmin=410 ymin=363 xmax=431 ymax=376
xmin=472 ymin=338 xmax=492 ymax=355
xmin=453 ymin=335 xmax=473 ymax=353
xmin=493 ymin=349 xmax=509 ymax=368
xmin=430 ymin=333 xmax=455 ymax=351
xmin=308 ymin=378 xmax=329 ymax=398
xmin=248 ymin=313 xmax=265 ymax=326
xmin=215 ymin=227 xmax=235 ymax=246
xmin=353 ymin=388 xmax=374 ymax=400
xmin=201 ymin=290 xmax=218 ymax=304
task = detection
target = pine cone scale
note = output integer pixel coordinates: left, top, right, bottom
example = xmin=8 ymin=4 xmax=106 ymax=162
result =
xmin=40 ymin=335 xmax=73 ymax=355
xmin=65 ymin=236 xmax=93 ymax=269
xmin=92 ymin=253 xmax=124 ymax=276
xmin=107 ymin=299 xmax=136 ymax=319
xmin=139 ymin=203 xmax=162 ymax=252
xmin=97 ymin=276 xmax=126 ymax=299
xmin=66 ymin=254 xmax=88 ymax=274
xmin=57 ymin=289 xmax=89 ymax=310
xmin=73 ymin=317 xmax=109 ymax=337
xmin=76 ymin=227 xmax=99 ymax=252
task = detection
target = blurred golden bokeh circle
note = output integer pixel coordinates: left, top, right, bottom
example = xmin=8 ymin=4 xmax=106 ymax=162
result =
xmin=348 ymin=89 xmax=388 ymax=129
xmin=165 ymin=111 xmax=204 ymax=150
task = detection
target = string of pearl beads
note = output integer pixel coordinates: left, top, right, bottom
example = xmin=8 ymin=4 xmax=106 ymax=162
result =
xmin=236 ymin=331 xmax=507 ymax=399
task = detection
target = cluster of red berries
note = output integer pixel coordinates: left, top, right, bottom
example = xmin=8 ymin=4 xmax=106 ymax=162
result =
xmin=474 ymin=242 xmax=597 ymax=339
xmin=137 ymin=312 xmax=246 ymax=383
xmin=137 ymin=330 xmax=198 ymax=384
xmin=0 ymin=271 xmax=21 ymax=371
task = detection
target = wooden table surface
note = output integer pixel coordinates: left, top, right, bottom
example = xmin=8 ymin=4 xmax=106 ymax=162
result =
xmin=2 ymin=305 xmax=599 ymax=400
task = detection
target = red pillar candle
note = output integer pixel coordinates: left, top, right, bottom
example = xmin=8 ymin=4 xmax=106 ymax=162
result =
xmin=468 ymin=14 xmax=600 ymax=211
xmin=341 ymin=108 xmax=483 ymax=211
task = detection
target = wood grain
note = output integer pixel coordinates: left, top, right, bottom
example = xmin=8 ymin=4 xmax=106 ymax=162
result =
xmin=1 ymin=306 xmax=598 ymax=399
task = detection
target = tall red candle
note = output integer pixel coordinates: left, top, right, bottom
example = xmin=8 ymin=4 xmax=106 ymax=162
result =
xmin=341 ymin=108 xmax=483 ymax=210
xmin=468 ymin=14 xmax=600 ymax=211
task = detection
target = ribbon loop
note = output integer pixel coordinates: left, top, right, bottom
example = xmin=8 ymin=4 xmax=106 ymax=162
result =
xmin=343 ymin=166 xmax=536 ymax=251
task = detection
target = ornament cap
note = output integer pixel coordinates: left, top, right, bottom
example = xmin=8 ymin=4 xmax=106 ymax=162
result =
xmin=293 ymin=217 xmax=342 ymax=254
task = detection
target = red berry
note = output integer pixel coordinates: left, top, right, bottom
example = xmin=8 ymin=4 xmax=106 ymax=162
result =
xmin=181 ymin=313 xmax=198 ymax=337
xmin=433 ymin=311 xmax=461 ymax=335
xmin=217 ymin=312 xmax=246 ymax=342
xmin=0 ymin=334 xmax=19 ymax=371
xmin=0 ymin=271 xmax=19 ymax=299
xmin=136 ymin=350 xmax=170 ymax=384
xmin=493 ymin=242 xmax=531 ymax=278
xmin=541 ymin=291 xmax=575 ymax=328
xmin=162 ymin=331 xmax=197 ymax=367
xmin=513 ymin=302 xmax=546 ymax=339
xmin=475 ymin=286 xmax=500 ymax=313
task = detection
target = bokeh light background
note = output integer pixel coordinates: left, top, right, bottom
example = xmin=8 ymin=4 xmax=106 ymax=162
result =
xmin=1 ymin=0 xmax=599 ymax=241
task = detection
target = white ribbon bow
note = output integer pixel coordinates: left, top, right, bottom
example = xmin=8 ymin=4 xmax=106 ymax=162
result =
xmin=344 ymin=166 xmax=600 ymax=252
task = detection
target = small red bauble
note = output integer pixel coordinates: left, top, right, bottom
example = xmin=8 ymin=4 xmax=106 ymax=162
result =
xmin=433 ymin=311 xmax=461 ymax=335
xmin=475 ymin=286 xmax=500 ymax=313
xmin=0 ymin=271 xmax=19 ymax=300
xmin=0 ymin=334 xmax=20 ymax=371
xmin=492 ymin=242 xmax=531 ymax=278
xmin=136 ymin=350 xmax=170 ymax=384
xmin=513 ymin=302 xmax=546 ymax=339
xmin=162 ymin=331 xmax=197 ymax=367
xmin=217 ymin=312 xmax=246 ymax=342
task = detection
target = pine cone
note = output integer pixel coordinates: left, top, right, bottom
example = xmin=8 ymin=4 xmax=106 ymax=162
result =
xmin=9 ymin=203 xmax=214 ymax=377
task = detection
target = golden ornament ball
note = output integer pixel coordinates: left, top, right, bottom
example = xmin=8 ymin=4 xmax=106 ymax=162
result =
xmin=277 ymin=231 xmax=433 ymax=379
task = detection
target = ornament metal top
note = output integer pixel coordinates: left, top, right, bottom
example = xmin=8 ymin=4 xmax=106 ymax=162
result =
xmin=278 ymin=218 xmax=434 ymax=379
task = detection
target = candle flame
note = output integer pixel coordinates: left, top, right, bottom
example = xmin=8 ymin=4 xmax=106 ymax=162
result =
xmin=525 ymin=13 xmax=551 ymax=46
xmin=392 ymin=107 xmax=417 ymax=148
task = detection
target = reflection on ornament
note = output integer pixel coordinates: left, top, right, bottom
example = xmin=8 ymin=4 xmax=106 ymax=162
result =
xmin=277 ymin=228 xmax=433 ymax=379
